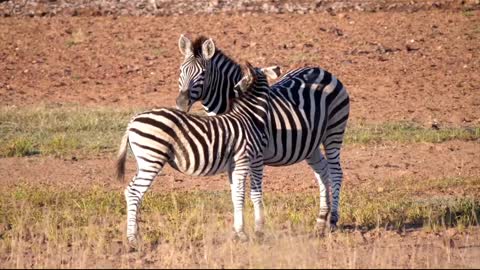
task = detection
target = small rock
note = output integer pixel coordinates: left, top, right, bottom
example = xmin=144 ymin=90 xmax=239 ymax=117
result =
xmin=406 ymin=44 xmax=420 ymax=52
xmin=462 ymin=117 xmax=472 ymax=123
xmin=330 ymin=27 xmax=343 ymax=36
xmin=54 ymin=81 xmax=67 ymax=87
xmin=431 ymin=119 xmax=440 ymax=130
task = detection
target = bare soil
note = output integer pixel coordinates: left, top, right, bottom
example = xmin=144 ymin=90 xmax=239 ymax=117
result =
xmin=0 ymin=10 xmax=479 ymax=126
xmin=0 ymin=141 xmax=478 ymax=193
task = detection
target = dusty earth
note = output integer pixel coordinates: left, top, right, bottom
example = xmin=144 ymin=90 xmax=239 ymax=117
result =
xmin=0 ymin=9 xmax=479 ymax=126
xmin=0 ymin=3 xmax=479 ymax=268
xmin=1 ymin=141 xmax=479 ymax=193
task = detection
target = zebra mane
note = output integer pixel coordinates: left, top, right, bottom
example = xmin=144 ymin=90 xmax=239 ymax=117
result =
xmin=191 ymin=36 xmax=209 ymax=57
xmin=191 ymin=36 xmax=241 ymax=69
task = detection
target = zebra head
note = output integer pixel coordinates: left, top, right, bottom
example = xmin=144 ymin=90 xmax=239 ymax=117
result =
xmin=177 ymin=34 xmax=215 ymax=112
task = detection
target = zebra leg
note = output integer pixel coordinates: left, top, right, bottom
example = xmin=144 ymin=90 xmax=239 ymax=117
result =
xmin=306 ymin=148 xmax=331 ymax=235
xmin=228 ymin=163 xmax=248 ymax=242
xmin=124 ymin=164 xmax=162 ymax=250
xmin=250 ymin=156 xmax=265 ymax=238
xmin=325 ymin=146 xmax=343 ymax=229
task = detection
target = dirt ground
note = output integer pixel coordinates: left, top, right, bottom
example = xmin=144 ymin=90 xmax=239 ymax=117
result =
xmin=1 ymin=140 xmax=478 ymax=193
xmin=0 ymin=6 xmax=479 ymax=268
xmin=0 ymin=9 xmax=479 ymax=126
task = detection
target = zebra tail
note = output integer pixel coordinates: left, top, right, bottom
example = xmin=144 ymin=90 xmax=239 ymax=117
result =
xmin=115 ymin=131 xmax=129 ymax=182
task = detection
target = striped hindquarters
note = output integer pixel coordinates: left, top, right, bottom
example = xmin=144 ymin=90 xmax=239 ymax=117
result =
xmin=126 ymin=109 xmax=248 ymax=177
xmin=264 ymin=67 xmax=350 ymax=165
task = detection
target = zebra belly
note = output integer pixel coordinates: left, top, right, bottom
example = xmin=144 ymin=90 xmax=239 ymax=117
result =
xmin=168 ymin=154 xmax=230 ymax=177
xmin=263 ymin=130 xmax=321 ymax=166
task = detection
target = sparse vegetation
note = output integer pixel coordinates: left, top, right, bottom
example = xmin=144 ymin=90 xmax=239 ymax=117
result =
xmin=66 ymin=29 xmax=87 ymax=47
xmin=0 ymin=175 xmax=478 ymax=268
xmin=0 ymin=105 xmax=138 ymax=157
xmin=1 ymin=106 xmax=478 ymax=158
xmin=345 ymin=122 xmax=480 ymax=145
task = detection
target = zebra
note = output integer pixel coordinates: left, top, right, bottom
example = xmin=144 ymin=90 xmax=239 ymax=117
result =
xmin=177 ymin=35 xmax=350 ymax=231
xmin=116 ymin=62 xmax=282 ymax=247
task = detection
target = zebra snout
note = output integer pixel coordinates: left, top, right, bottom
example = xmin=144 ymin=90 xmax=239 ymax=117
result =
xmin=176 ymin=92 xmax=191 ymax=112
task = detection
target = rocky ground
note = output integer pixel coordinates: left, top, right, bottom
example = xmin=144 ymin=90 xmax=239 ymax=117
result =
xmin=1 ymin=0 xmax=479 ymax=17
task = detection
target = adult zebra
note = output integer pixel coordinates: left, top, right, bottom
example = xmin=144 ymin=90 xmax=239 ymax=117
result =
xmin=116 ymin=63 xmax=281 ymax=247
xmin=176 ymin=35 xmax=350 ymax=230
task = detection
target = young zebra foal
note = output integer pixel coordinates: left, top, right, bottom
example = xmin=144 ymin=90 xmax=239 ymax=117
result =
xmin=116 ymin=63 xmax=281 ymax=247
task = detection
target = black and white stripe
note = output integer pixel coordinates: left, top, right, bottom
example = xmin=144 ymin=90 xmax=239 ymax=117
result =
xmin=116 ymin=63 xmax=278 ymax=246
xmin=177 ymin=35 xmax=350 ymax=230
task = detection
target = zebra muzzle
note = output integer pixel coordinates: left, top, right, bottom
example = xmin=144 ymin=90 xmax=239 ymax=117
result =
xmin=176 ymin=92 xmax=191 ymax=112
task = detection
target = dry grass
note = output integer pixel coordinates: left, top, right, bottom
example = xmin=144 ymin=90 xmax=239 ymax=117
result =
xmin=0 ymin=175 xmax=478 ymax=268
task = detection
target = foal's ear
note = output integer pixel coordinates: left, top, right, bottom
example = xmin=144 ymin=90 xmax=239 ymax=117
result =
xmin=234 ymin=62 xmax=256 ymax=92
xmin=261 ymin=66 xmax=281 ymax=79
xmin=234 ymin=75 xmax=251 ymax=93
xmin=178 ymin=34 xmax=193 ymax=56
xmin=202 ymin=38 xmax=216 ymax=60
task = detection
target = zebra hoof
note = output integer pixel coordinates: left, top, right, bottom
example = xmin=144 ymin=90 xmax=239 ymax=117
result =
xmin=314 ymin=220 xmax=327 ymax=237
xmin=232 ymin=231 xmax=249 ymax=243
xmin=127 ymin=239 xmax=139 ymax=252
xmin=330 ymin=213 xmax=339 ymax=227
xmin=330 ymin=222 xmax=338 ymax=232
xmin=128 ymin=243 xmax=139 ymax=252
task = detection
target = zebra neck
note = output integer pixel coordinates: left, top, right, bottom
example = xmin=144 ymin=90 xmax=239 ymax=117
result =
xmin=201 ymin=52 xmax=243 ymax=115
xmin=230 ymin=83 xmax=271 ymax=123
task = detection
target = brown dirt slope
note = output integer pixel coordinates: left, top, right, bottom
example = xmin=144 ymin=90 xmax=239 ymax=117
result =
xmin=0 ymin=10 xmax=479 ymax=126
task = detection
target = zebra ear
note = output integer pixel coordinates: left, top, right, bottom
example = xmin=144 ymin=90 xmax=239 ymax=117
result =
xmin=202 ymin=38 xmax=215 ymax=60
xmin=179 ymin=34 xmax=193 ymax=56
xmin=234 ymin=62 xmax=256 ymax=92
xmin=234 ymin=76 xmax=249 ymax=93
xmin=261 ymin=66 xmax=281 ymax=80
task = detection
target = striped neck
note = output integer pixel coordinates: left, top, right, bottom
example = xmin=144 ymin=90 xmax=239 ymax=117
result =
xmin=201 ymin=51 xmax=243 ymax=116
xmin=229 ymin=75 xmax=271 ymax=127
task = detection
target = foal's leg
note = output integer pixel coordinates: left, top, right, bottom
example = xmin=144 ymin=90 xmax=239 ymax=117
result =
xmin=249 ymin=155 xmax=265 ymax=237
xmin=228 ymin=159 xmax=249 ymax=241
xmin=124 ymin=142 xmax=165 ymax=249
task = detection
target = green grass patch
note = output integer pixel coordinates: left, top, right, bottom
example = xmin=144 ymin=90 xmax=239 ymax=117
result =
xmin=345 ymin=122 xmax=480 ymax=144
xmin=0 ymin=105 xmax=138 ymax=157
xmin=1 ymin=106 xmax=479 ymax=157
xmin=339 ymin=176 xmax=480 ymax=230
